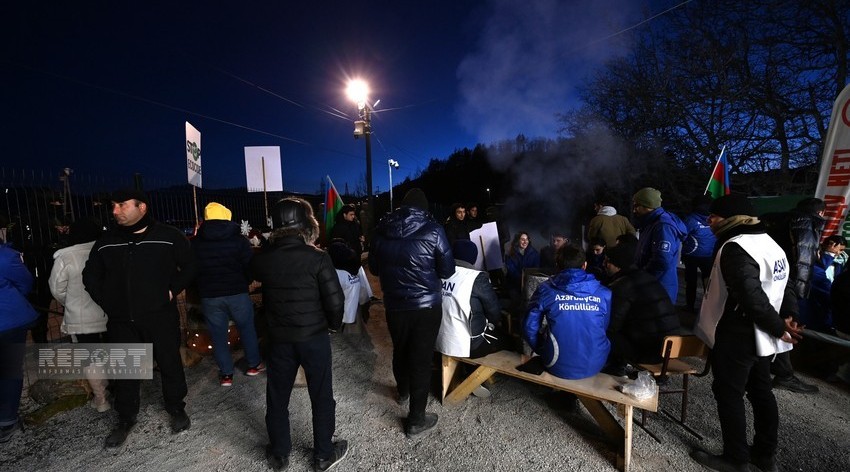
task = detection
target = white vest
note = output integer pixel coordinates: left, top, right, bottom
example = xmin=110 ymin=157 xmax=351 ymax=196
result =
xmin=695 ymin=233 xmax=793 ymax=356
xmin=336 ymin=266 xmax=373 ymax=324
xmin=436 ymin=266 xmax=480 ymax=357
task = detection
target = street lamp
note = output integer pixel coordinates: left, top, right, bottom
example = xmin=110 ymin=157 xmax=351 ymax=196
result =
xmin=486 ymin=187 xmax=491 ymax=204
xmin=388 ymin=158 xmax=399 ymax=210
xmin=347 ymin=79 xmax=375 ymax=228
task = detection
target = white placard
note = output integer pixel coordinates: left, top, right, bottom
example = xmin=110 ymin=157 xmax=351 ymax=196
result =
xmin=185 ymin=122 xmax=202 ymax=188
xmin=244 ymin=146 xmax=283 ymax=192
xmin=469 ymin=222 xmax=503 ymax=271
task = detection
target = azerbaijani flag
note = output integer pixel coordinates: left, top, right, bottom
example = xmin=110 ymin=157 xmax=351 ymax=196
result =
xmin=324 ymin=175 xmax=344 ymax=240
xmin=705 ymin=146 xmax=731 ymax=199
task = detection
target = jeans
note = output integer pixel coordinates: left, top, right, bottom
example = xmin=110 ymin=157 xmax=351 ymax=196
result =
xmin=385 ymin=305 xmax=442 ymax=423
xmin=0 ymin=327 xmax=28 ymax=427
xmin=711 ymin=330 xmax=778 ymax=463
xmin=266 ymin=333 xmax=335 ymax=460
xmin=201 ymin=293 xmax=262 ymax=375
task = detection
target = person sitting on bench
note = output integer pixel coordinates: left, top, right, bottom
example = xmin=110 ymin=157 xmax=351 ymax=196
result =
xmin=523 ymin=245 xmax=612 ymax=380
xmin=436 ymin=239 xmax=510 ymax=360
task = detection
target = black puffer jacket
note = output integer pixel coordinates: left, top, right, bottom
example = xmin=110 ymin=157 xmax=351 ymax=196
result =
xmin=369 ymin=206 xmax=455 ymax=311
xmin=714 ymin=224 xmax=796 ymax=337
xmin=83 ymin=221 xmax=196 ymax=322
xmin=192 ymin=220 xmax=253 ymax=298
xmin=788 ymin=210 xmax=826 ymax=298
xmin=607 ymin=266 xmax=680 ymax=356
xmin=250 ymin=235 xmax=344 ymax=343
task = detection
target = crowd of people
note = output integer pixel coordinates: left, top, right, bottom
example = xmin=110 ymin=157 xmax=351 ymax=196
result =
xmin=1 ymin=184 xmax=848 ymax=472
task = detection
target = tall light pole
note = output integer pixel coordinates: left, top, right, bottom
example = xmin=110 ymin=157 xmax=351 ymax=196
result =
xmin=347 ymin=79 xmax=375 ymax=228
xmin=388 ymin=158 xmax=399 ymax=210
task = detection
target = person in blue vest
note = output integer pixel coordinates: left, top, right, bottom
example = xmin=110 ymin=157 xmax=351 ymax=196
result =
xmin=523 ymin=245 xmax=611 ymax=380
xmin=632 ymin=187 xmax=687 ymax=303
xmin=682 ymin=194 xmax=716 ymax=312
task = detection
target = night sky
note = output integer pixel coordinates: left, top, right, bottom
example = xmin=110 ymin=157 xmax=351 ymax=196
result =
xmin=2 ymin=1 xmax=674 ymax=194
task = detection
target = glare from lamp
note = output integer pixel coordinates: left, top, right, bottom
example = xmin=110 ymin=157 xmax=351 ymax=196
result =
xmin=346 ymin=79 xmax=369 ymax=109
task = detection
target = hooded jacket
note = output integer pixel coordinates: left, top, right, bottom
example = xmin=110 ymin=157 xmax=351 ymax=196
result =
xmin=49 ymin=241 xmax=108 ymax=334
xmin=523 ymin=268 xmax=611 ymax=380
xmin=0 ymin=244 xmax=39 ymax=332
xmin=634 ymin=207 xmax=687 ymax=302
xmin=192 ymin=219 xmax=253 ymax=298
xmin=251 ymin=235 xmax=344 ymax=343
xmin=682 ymin=210 xmax=716 ymax=259
xmin=588 ymin=206 xmax=636 ymax=248
xmin=369 ymin=206 xmax=455 ymax=311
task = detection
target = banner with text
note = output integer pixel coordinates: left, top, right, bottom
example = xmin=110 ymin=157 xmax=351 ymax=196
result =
xmin=186 ymin=122 xmax=202 ymax=188
xmin=815 ymin=83 xmax=850 ymax=240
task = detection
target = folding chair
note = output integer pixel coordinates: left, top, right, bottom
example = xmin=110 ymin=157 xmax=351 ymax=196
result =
xmin=637 ymin=334 xmax=711 ymax=440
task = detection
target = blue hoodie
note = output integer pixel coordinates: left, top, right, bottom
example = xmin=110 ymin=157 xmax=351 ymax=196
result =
xmin=682 ymin=211 xmax=716 ymax=259
xmin=1 ymin=244 xmax=39 ymax=332
xmin=634 ymin=207 xmax=688 ymax=303
xmin=523 ymin=268 xmax=611 ymax=380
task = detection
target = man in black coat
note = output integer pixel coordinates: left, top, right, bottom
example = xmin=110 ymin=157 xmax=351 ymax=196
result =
xmin=83 ymin=189 xmax=196 ymax=448
xmin=251 ymin=197 xmax=348 ymax=471
xmin=330 ymin=204 xmax=363 ymax=255
xmin=369 ymin=188 xmax=455 ymax=439
xmin=602 ymin=244 xmax=680 ymax=375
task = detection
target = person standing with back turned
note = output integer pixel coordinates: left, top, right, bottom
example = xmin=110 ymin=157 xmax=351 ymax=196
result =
xmin=369 ymin=188 xmax=455 ymax=439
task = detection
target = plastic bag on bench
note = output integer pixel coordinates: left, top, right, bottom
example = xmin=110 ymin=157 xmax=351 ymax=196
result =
xmin=621 ymin=371 xmax=656 ymax=400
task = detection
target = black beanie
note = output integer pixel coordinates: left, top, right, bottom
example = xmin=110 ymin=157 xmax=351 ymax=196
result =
xmin=452 ymin=240 xmax=478 ymax=265
xmin=605 ymin=244 xmax=635 ymax=270
xmin=402 ymin=188 xmax=429 ymax=211
xmin=709 ymin=194 xmax=755 ymax=218
xmin=327 ymin=240 xmax=360 ymax=275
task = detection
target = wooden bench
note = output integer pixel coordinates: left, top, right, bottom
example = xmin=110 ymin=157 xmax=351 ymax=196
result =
xmin=441 ymin=351 xmax=658 ymax=472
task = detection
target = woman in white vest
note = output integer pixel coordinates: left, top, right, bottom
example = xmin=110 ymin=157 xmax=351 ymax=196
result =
xmin=691 ymin=194 xmax=803 ymax=472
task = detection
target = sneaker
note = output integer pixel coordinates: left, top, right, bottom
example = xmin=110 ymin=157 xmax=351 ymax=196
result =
xmin=772 ymin=375 xmax=819 ymax=394
xmin=690 ymin=449 xmax=749 ymax=472
xmin=314 ymin=440 xmax=349 ymax=471
xmin=472 ymin=385 xmax=491 ymax=398
xmin=265 ymin=445 xmax=289 ymax=470
xmin=246 ymin=362 xmax=266 ymax=376
xmin=104 ymin=418 xmax=136 ymax=448
xmin=0 ymin=419 xmax=23 ymax=443
xmin=169 ymin=410 xmax=191 ymax=434
xmin=220 ymin=374 xmax=234 ymax=387
xmin=89 ymin=396 xmax=112 ymax=413
xmin=405 ymin=413 xmax=438 ymax=439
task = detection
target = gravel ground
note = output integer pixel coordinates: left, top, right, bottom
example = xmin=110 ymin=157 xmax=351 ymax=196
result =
xmin=2 ymin=268 xmax=849 ymax=472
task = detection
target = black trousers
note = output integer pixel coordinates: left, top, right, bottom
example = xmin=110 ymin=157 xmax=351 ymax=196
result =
xmin=107 ymin=315 xmax=187 ymax=421
xmin=266 ymin=333 xmax=335 ymax=460
xmin=711 ymin=330 xmax=778 ymax=463
xmin=682 ymin=255 xmax=712 ymax=310
xmin=385 ymin=305 xmax=442 ymax=423
xmin=769 ymin=350 xmax=794 ymax=379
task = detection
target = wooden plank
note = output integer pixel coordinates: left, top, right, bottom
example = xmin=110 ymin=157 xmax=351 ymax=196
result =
xmin=441 ymin=355 xmax=459 ymax=401
xmin=444 ymin=365 xmax=496 ymax=406
xmin=448 ymin=351 xmax=658 ymax=412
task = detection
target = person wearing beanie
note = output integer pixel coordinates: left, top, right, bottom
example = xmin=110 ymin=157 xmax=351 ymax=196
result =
xmin=601 ymin=244 xmax=680 ymax=376
xmin=330 ymin=204 xmax=364 ymax=256
xmin=83 ymin=188 xmax=197 ymax=447
xmin=681 ymin=194 xmax=717 ymax=313
xmin=690 ymin=193 xmax=802 ymax=472
xmin=369 ymin=187 xmax=455 ymax=438
xmin=49 ymin=218 xmax=110 ymax=412
xmin=631 ymin=187 xmax=687 ymax=303
xmin=192 ymin=202 xmax=264 ymax=388
xmin=436 ymin=240 xmax=507 ymax=365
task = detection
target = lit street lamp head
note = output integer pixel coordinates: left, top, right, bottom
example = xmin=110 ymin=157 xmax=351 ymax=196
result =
xmin=346 ymin=79 xmax=370 ymax=110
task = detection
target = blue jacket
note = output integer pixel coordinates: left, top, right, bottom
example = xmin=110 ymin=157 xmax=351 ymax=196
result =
xmin=192 ymin=220 xmax=253 ymax=298
xmin=682 ymin=211 xmax=715 ymax=259
xmin=369 ymin=206 xmax=455 ymax=311
xmin=0 ymin=244 xmax=39 ymax=332
xmin=523 ymin=268 xmax=611 ymax=380
xmin=505 ymin=246 xmax=540 ymax=291
xmin=634 ymin=208 xmax=687 ymax=303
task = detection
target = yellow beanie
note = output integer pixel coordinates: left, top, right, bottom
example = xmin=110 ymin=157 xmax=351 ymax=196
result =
xmin=204 ymin=202 xmax=232 ymax=221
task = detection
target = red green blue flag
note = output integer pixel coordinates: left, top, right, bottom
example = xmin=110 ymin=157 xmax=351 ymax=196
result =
xmin=324 ymin=176 xmax=344 ymax=240
xmin=705 ymin=146 xmax=731 ymax=199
